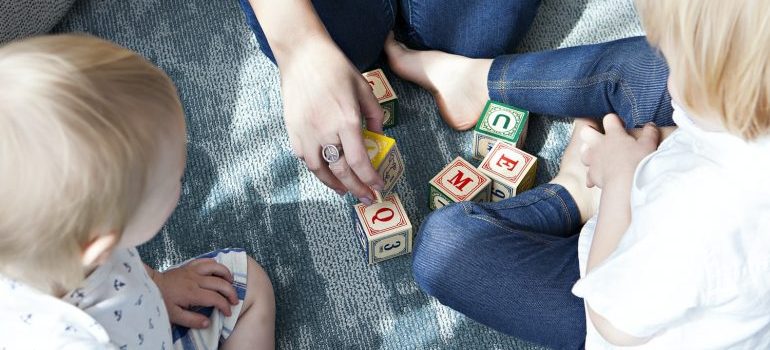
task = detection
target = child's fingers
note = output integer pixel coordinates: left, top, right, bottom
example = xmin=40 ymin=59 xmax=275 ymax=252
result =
xmin=586 ymin=175 xmax=596 ymax=188
xmin=191 ymin=259 xmax=233 ymax=283
xmin=199 ymin=276 xmax=239 ymax=305
xmin=195 ymin=289 xmax=234 ymax=317
xmin=637 ymin=122 xmax=661 ymax=150
xmin=602 ymin=113 xmax=626 ymax=134
xmin=579 ymin=124 xmax=602 ymax=146
xmin=579 ymin=143 xmax=590 ymax=166
xmin=169 ymin=305 xmax=210 ymax=329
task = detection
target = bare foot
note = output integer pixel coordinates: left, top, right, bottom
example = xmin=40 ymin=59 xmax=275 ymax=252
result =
xmin=550 ymin=119 xmax=602 ymax=223
xmin=384 ymin=33 xmax=493 ymax=131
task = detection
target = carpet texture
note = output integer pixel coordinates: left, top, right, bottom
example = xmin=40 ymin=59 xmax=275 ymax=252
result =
xmin=53 ymin=1 xmax=644 ymax=348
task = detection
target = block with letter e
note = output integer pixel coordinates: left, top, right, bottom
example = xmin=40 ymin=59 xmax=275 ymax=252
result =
xmin=478 ymin=141 xmax=538 ymax=202
xmin=363 ymin=130 xmax=404 ymax=194
xmin=363 ymin=68 xmax=398 ymax=128
xmin=353 ymin=194 xmax=413 ymax=264
xmin=472 ymin=100 xmax=529 ymax=160
xmin=428 ymin=157 xmax=491 ymax=210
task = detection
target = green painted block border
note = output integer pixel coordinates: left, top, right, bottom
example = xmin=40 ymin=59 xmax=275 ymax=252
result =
xmin=428 ymin=185 xmax=454 ymax=211
xmin=382 ymin=99 xmax=398 ymax=129
xmin=473 ymin=100 xmax=529 ymax=142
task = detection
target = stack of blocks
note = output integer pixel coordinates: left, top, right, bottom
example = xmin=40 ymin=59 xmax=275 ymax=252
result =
xmin=363 ymin=69 xmax=398 ymax=129
xmin=429 ymin=100 xmax=538 ymax=211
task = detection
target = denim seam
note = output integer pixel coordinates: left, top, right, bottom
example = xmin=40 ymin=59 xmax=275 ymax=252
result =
xmin=491 ymin=184 xmax=562 ymax=210
xmin=458 ymin=188 xmax=565 ymax=244
xmin=490 ymin=70 xmax=641 ymax=126
xmin=469 ymin=214 xmax=552 ymax=244
xmin=403 ymin=0 xmax=426 ymax=50
xmin=380 ymin=0 xmax=395 ymax=31
xmin=541 ymin=186 xmax=575 ymax=231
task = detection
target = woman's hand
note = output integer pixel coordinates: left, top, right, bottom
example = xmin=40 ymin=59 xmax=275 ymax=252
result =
xmin=279 ymin=38 xmax=385 ymax=204
xmin=248 ymin=0 xmax=385 ymax=204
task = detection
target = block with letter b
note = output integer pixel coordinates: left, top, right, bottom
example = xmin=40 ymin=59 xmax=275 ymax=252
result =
xmin=353 ymin=194 xmax=413 ymax=264
xmin=363 ymin=69 xmax=398 ymax=128
xmin=472 ymin=100 xmax=529 ymax=160
xmin=428 ymin=157 xmax=491 ymax=210
xmin=363 ymin=130 xmax=404 ymax=194
xmin=478 ymin=141 xmax=538 ymax=202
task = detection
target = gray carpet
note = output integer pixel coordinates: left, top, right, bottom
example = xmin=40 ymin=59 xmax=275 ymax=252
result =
xmin=52 ymin=0 xmax=644 ymax=348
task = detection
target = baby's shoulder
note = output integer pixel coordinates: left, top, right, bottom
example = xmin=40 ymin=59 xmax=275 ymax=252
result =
xmin=0 ymin=276 xmax=112 ymax=349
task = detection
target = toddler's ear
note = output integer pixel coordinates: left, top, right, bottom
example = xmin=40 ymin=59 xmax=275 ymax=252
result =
xmin=81 ymin=231 xmax=120 ymax=268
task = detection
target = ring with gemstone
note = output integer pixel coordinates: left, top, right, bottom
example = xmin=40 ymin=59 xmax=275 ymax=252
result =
xmin=321 ymin=144 xmax=343 ymax=163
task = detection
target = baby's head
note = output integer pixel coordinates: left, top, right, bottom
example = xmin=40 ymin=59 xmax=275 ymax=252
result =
xmin=636 ymin=0 xmax=770 ymax=140
xmin=0 ymin=34 xmax=186 ymax=294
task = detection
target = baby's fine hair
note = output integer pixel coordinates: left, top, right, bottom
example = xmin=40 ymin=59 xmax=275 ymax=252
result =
xmin=636 ymin=0 xmax=770 ymax=140
xmin=0 ymin=34 xmax=183 ymax=293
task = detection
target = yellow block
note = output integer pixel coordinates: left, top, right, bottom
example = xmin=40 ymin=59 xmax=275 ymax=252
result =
xmin=363 ymin=130 xmax=395 ymax=169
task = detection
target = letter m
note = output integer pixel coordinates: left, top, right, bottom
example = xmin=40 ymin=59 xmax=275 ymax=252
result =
xmin=448 ymin=170 xmax=474 ymax=191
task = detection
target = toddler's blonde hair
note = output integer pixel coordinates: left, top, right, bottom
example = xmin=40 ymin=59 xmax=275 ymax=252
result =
xmin=635 ymin=0 xmax=770 ymax=140
xmin=0 ymin=34 xmax=183 ymax=293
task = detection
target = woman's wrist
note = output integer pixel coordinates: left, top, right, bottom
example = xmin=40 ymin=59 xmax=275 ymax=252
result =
xmin=248 ymin=0 xmax=333 ymax=64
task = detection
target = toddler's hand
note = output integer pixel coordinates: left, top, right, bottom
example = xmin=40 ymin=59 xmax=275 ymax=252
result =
xmin=580 ymin=114 xmax=660 ymax=189
xmin=151 ymin=259 xmax=239 ymax=329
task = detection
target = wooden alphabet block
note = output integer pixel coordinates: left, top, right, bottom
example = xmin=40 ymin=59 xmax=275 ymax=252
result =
xmin=353 ymin=194 xmax=413 ymax=264
xmin=478 ymin=141 xmax=538 ymax=202
xmin=363 ymin=69 xmax=398 ymax=128
xmin=428 ymin=157 xmax=491 ymax=210
xmin=472 ymin=100 xmax=529 ymax=160
xmin=363 ymin=130 xmax=404 ymax=194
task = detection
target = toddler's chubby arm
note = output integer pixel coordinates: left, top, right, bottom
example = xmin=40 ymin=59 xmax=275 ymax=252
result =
xmin=144 ymin=259 xmax=239 ymax=329
xmin=579 ymin=114 xmax=662 ymax=346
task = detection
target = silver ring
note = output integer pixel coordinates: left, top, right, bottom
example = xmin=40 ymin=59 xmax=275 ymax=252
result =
xmin=322 ymin=144 xmax=343 ymax=163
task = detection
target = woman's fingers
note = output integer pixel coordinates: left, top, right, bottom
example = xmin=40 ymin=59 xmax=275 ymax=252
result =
xmin=357 ymin=77 xmax=385 ymax=134
xmin=304 ymin=142 xmax=346 ymax=194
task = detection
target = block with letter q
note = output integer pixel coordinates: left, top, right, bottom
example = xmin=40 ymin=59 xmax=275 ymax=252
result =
xmin=352 ymin=193 xmax=413 ymax=264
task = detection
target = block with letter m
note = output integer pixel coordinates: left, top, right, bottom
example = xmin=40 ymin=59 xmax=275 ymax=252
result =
xmin=428 ymin=157 xmax=491 ymax=211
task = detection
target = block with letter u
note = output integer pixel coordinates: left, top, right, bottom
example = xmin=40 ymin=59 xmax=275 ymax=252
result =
xmin=472 ymin=100 xmax=529 ymax=160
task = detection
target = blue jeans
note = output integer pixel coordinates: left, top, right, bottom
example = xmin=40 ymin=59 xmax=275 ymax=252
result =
xmin=237 ymin=0 xmax=673 ymax=125
xmin=413 ymin=184 xmax=585 ymax=349
xmin=238 ymin=0 xmax=541 ymax=68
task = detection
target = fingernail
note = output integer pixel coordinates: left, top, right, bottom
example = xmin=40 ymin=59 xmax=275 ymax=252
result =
xmin=371 ymin=189 xmax=383 ymax=203
xmin=646 ymin=122 xmax=657 ymax=127
xmin=360 ymin=196 xmax=373 ymax=206
xmin=372 ymin=184 xmax=384 ymax=192
xmin=336 ymin=190 xmax=346 ymax=196
xmin=202 ymin=320 xmax=209 ymax=327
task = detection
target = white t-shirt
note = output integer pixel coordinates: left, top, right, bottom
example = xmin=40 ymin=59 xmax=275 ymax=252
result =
xmin=0 ymin=248 xmax=172 ymax=349
xmin=572 ymin=105 xmax=770 ymax=349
